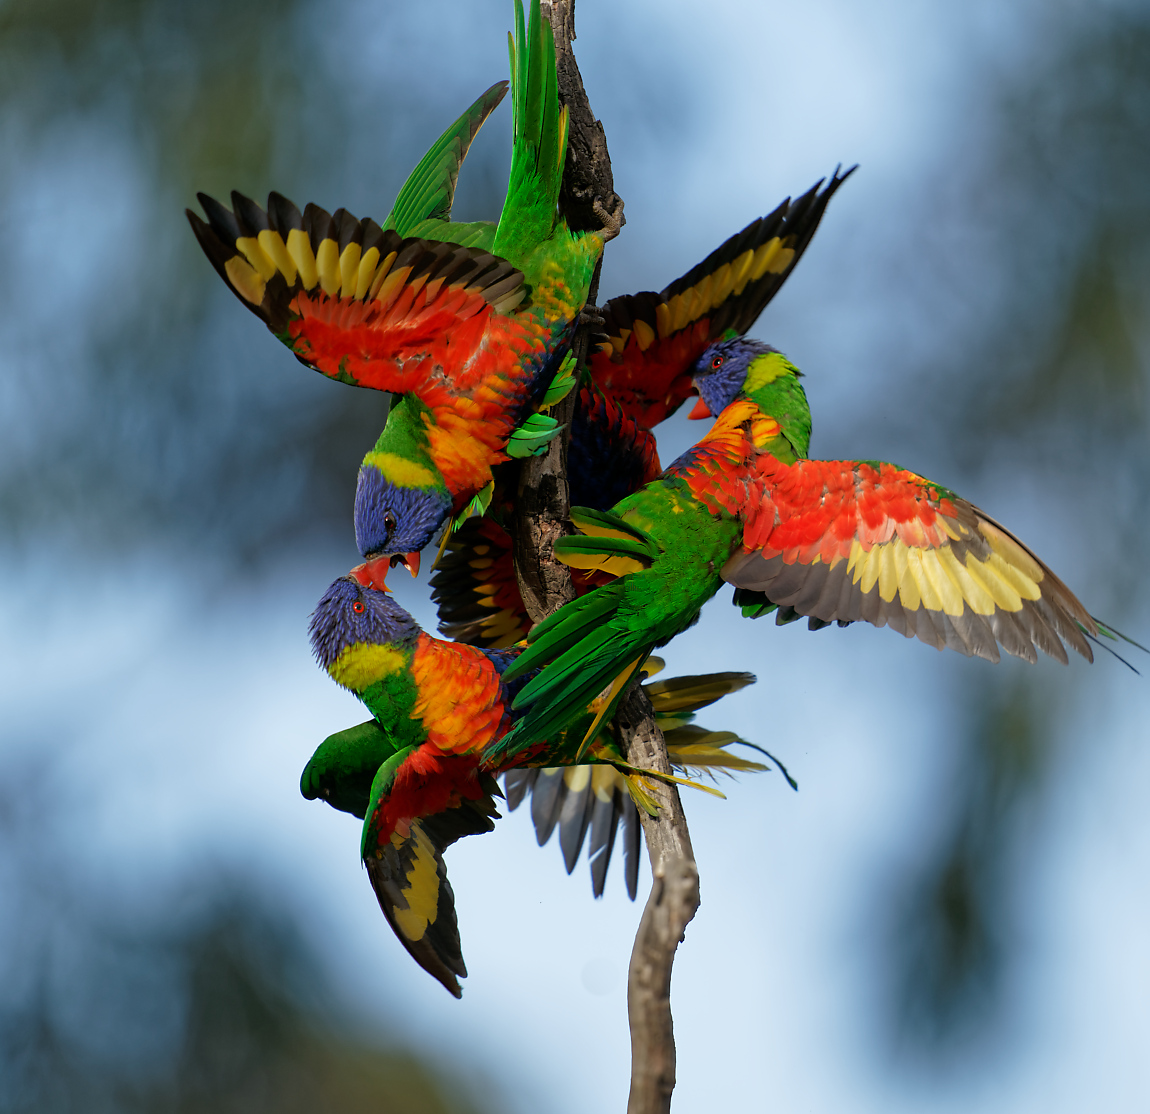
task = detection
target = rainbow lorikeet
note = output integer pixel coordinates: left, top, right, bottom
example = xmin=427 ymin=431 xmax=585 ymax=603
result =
xmin=491 ymin=338 xmax=1124 ymax=758
xmin=304 ymin=574 xmax=771 ymax=995
xmin=189 ymin=0 xmax=612 ymax=579
xmin=425 ymin=175 xmax=853 ymax=644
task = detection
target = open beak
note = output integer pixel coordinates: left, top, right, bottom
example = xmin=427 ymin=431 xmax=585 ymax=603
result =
xmin=688 ymin=396 xmax=712 ymax=420
xmin=391 ymin=551 xmax=420 ymax=579
xmin=349 ymin=557 xmax=393 ymax=592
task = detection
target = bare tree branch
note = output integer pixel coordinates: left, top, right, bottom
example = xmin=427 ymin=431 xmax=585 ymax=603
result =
xmin=616 ymin=688 xmax=700 ymax=1114
xmin=513 ymin=387 xmax=578 ymax=624
xmin=511 ymin=5 xmax=699 ymax=1112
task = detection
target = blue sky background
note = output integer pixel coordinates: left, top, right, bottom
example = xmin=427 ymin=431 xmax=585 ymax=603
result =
xmin=2 ymin=0 xmax=1149 ymax=1110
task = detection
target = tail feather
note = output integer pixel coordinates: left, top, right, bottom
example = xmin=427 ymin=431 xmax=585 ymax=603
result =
xmin=493 ymin=0 xmax=566 ymax=261
xmin=645 ymin=671 xmax=756 ymax=714
xmin=587 ymin=776 xmax=625 ymax=897
xmin=385 ymin=81 xmax=508 ymax=237
xmin=529 ymin=767 xmax=566 ymax=844
xmin=513 ymin=624 xmax=627 ymax=711
xmin=622 ymin=803 xmax=641 ymax=899
xmin=558 ymin=768 xmax=595 ymax=873
xmin=502 ymin=581 xmax=626 ymax=682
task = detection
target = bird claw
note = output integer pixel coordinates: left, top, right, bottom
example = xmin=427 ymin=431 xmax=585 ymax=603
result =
xmin=593 ymin=195 xmax=625 ymax=243
xmin=578 ymin=304 xmax=605 ymax=331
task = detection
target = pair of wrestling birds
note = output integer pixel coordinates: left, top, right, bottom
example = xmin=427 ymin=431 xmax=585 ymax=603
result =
xmin=189 ymin=0 xmax=1134 ymax=997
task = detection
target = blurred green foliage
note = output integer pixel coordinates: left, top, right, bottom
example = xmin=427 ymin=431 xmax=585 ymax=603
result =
xmin=0 ymin=752 xmax=493 ymax=1114
xmin=0 ymin=881 xmax=494 ymax=1113
xmin=881 ymin=3 xmax=1150 ymax=1058
xmin=885 ymin=673 xmax=1056 ymax=1058
xmin=0 ymin=0 xmax=505 ymax=566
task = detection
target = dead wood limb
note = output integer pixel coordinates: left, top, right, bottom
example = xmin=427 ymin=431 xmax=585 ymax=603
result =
xmin=617 ymin=687 xmax=700 ymax=1114
xmin=509 ymin=5 xmax=699 ymax=1113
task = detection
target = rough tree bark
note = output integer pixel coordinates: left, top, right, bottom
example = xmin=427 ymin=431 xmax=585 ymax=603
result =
xmin=513 ymin=6 xmax=701 ymax=1112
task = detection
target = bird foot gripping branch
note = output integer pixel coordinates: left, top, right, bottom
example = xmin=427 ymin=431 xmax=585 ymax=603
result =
xmin=593 ymin=195 xmax=625 ymax=244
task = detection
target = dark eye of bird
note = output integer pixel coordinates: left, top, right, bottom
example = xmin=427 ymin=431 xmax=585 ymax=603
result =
xmin=710 ymin=355 xmax=724 ymax=370
xmin=352 ymin=600 xmax=365 ymax=614
xmin=384 ymin=511 xmax=397 ymax=536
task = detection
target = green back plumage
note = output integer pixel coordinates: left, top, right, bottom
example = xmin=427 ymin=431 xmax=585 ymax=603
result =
xmin=382 ymin=81 xmax=507 ymax=247
xmin=491 ymin=0 xmax=568 ymax=265
xmin=493 ymin=489 xmax=739 ymax=760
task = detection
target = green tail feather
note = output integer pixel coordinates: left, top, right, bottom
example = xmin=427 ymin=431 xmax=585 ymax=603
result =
xmin=492 ymin=0 xmax=566 ymax=263
xmin=400 ymin=218 xmax=497 ymax=251
xmin=496 ymin=593 xmax=653 ymax=764
xmin=502 ymin=582 xmax=625 ymax=683
xmin=515 ymin=625 xmax=622 ymax=709
xmin=384 ymin=81 xmax=508 ymax=237
xmin=566 ymin=507 xmax=659 ymax=553
xmin=553 ymin=535 xmax=655 ymax=567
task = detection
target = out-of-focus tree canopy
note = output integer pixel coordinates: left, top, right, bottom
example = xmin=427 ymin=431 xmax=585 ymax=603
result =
xmin=0 ymin=0 xmax=506 ymax=567
xmin=0 ymin=0 xmax=1147 ymax=1098
xmin=875 ymin=3 xmax=1150 ymax=1058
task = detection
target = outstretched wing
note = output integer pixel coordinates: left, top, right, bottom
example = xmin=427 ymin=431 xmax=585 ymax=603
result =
xmin=432 ymin=514 xmax=528 ymax=649
xmin=724 ymin=458 xmax=1098 ymax=664
xmin=359 ymin=740 xmax=502 ymax=998
xmin=589 ymin=170 xmax=853 ymax=428
xmin=188 ymin=191 xmax=525 ymax=393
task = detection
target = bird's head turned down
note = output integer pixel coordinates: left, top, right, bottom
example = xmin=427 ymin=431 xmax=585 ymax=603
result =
xmin=353 ymin=464 xmax=452 ymax=587
xmin=309 ymin=575 xmax=421 ymax=672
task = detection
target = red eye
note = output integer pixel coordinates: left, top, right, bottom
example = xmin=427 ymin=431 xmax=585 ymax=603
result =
xmin=710 ymin=355 xmax=724 ymax=370
xmin=352 ymin=600 xmax=365 ymax=614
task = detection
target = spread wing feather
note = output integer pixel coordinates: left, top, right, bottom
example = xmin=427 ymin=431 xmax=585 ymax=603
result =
xmin=724 ymin=458 xmax=1097 ymax=664
xmin=188 ymin=191 xmax=526 ymax=393
xmin=589 ymin=169 xmax=853 ymax=428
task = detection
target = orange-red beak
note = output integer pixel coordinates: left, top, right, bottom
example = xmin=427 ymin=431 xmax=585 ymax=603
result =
xmin=349 ymin=556 xmax=393 ymax=592
xmin=349 ymin=549 xmax=423 ymax=593
xmin=349 ymin=552 xmax=420 ymax=591
xmin=392 ymin=551 xmax=420 ymax=579
xmin=688 ymin=396 xmax=712 ymax=420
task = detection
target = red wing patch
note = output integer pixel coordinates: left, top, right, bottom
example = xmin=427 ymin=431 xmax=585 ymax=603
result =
xmin=188 ymin=191 xmax=525 ymax=391
xmin=725 ymin=457 xmax=1097 ymax=664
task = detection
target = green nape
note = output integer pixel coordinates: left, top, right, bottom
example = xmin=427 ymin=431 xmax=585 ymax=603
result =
xmin=383 ymin=81 xmax=508 ymax=238
xmin=361 ymin=395 xmax=446 ymax=490
xmin=742 ymin=352 xmax=812 ymax=461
